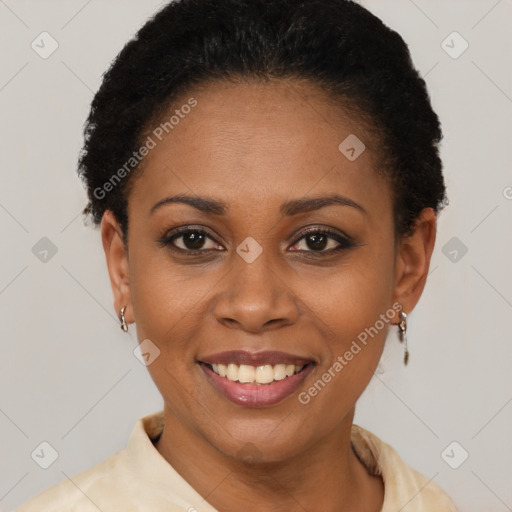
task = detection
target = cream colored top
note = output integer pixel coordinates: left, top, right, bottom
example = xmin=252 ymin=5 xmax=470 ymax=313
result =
xmin=18 ymin=410 xmax=457 ymax=512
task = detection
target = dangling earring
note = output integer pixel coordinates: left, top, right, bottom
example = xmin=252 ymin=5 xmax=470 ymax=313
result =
xmin=119 ymin=306 xmax=128 ymax=332
xmin=398 ymin=309 xmax=409 ymax=366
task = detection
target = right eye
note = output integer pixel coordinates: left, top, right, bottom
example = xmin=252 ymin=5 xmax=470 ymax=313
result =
xmin=158 ymin=227 xmax=224 ymax=254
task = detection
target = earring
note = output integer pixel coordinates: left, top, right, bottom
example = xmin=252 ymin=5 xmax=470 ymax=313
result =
xmin=398 ymin=310 xmax=409 ymax=366
xmin=119 ymin=306 xmax=128 ymax=332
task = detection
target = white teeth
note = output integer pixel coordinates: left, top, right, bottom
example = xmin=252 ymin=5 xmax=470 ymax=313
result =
xmin=255 ymin=365 xmax=274 ymax=384
xmin=226 ymin=363 xmax=239 ymax=381
xmin=238 ymin=364 xmax=255 ymax=383
xmin=273 ymin=364 xmax=287 ymax=380
xmin=209 ymin=362 xmax=307 ymax=384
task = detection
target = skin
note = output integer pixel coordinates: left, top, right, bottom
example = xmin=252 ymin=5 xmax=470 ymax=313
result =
xmin=101 ymin=79 xmax=437 ymax=512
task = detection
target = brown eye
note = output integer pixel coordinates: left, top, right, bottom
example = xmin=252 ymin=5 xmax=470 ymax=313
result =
xmin=180 ymin=231 xmax=207 ymax=250
xmin=159 ymin=228 xmax=223 ymax=253
xmin=290 ymin=228 xmax=355 ymax=254
xmin=304 ymin=233 xmax=328 ymax=251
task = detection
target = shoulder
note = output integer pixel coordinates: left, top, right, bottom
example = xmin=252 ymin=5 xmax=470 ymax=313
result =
xmin=16 ymin=448 xmax=187 ymax=512
xmin=351 ymin=425 xmax=458 ymax=512
xmin=16 ymin=449 xmax=131 ymax=512
xmin=16 ymin=411 xmax=190 ymax=512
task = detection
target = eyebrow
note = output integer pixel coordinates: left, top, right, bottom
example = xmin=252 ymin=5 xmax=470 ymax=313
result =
xmin=149 ymin=193 xmax=366 ymax=216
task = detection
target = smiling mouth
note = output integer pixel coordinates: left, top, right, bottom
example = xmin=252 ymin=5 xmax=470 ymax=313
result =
xmin=197 ymin=350 xmax=316 ymax=406
xmin=202 ymin=362 xmax=312 ymax=385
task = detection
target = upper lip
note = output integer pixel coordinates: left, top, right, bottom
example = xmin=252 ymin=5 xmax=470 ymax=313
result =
xmin=198 ymin=350 xmax=315 ymax=367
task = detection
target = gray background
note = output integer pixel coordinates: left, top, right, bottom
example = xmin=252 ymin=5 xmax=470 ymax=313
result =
xmin=1 ymin=0 xmax=511 ymax=510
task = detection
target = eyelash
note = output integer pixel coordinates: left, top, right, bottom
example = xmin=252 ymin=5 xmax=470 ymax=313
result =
xmin=157 ymin=225 xmax=356 ymax=257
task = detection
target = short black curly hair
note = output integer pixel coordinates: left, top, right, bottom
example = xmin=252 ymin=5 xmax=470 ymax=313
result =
xmin=78 ymin=0 xmax=446 ymax=239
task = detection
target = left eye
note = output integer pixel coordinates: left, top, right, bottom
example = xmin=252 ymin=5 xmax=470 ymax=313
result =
xmin=290 ymin=230 xmax=353 ymax=253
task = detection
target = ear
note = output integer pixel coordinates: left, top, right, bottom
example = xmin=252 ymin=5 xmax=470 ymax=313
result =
xmin=101 ymin=210 xmax=133 ymax=325
xmin=392 ymin=207 xmax=437 ymax=318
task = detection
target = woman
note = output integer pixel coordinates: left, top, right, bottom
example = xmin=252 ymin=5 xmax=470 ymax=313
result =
xmin=18 ymin=0 xmax=457 ymax=510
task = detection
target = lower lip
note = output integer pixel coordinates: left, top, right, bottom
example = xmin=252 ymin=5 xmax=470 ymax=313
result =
xmin=200 ymin=363 xmax=314 ymax=407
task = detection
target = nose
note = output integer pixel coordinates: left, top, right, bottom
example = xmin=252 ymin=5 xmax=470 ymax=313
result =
xmin=212 ymin=252 xmax=300 ymax=333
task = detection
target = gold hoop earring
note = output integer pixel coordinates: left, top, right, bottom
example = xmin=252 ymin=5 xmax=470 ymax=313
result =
xmin=119 ymin=306 xmax=128 ymax=332
xmin=398 ymin=310 xmax=409 ymax=366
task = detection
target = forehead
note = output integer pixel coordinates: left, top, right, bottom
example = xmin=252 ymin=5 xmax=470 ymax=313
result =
xmin=128 ymin=79 xmax=391 ymax=221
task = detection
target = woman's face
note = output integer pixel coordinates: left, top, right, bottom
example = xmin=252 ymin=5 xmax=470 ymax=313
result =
xmin=104 ymin=79 xmax=434 ymax=462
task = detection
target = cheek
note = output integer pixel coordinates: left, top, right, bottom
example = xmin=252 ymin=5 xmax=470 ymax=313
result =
xmin=129 ymin=242 xmax=214 ymax=336
xmin=128 ymin=249 xmax=210 ymax=413
xmin=301 ymin=242 xmax=396 ymax=395
xmin=308 ymin=241 xmax=396 ymax=341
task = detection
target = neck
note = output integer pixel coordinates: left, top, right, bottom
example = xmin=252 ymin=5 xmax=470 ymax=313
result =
xmin=154 ymin=406 xmax=384 ymax=512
